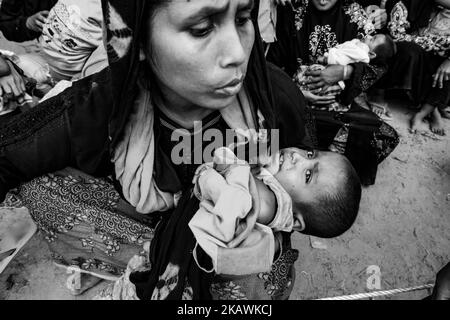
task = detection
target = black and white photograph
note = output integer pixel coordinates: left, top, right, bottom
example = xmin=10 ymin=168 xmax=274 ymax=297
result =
xmin=0 ymin=0 xmax=449 ymax=303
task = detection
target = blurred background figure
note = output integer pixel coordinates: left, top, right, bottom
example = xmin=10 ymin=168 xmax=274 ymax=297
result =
xmin=0 ymin=0 xmax=57 ymax=42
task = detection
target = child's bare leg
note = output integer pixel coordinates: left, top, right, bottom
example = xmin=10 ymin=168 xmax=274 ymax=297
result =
xmin=368 ymin=88 xmax=392 ymax=119
xmin=410 ymin=103 xmax=434 ymax=134
xmin=430 ymin=107 xmax=446 ymax=136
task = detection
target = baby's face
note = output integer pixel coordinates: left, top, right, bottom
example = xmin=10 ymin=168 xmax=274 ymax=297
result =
xmin=264 ymin=148 xmax=348 ymax=229
xmin=363 ymin=34 xmax=386 ymax=52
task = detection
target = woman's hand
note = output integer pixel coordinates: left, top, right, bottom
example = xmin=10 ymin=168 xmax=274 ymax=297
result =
xmin=26 ymin=10 xmax=49 ymax=33
xmin=305 ymin=65 xmax=348 ymax=90
xmin=432 ymin=59 xmax=450 ymax=89
xmin=302 ymin=90 xmax=336 ymax=105
xmin=0 ymin=61 xmax=26 ymax=98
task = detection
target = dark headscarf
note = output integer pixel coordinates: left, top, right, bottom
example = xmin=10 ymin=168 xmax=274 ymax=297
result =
xmin=100 ymin=0 xmax=277 ymax=300
xmin=101 ymin=0 xmax=275 ymax=150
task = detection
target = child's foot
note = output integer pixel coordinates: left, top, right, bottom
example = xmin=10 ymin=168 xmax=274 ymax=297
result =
xmin=439 ymin=108 xmax=450 ymax=120
xmin=430 ymin=108 xmax=446 ymax=136
xmin=409 ymin=113 xmax=429 ymax=134
xmin=370 ymin=103 xmax=393 ymax=121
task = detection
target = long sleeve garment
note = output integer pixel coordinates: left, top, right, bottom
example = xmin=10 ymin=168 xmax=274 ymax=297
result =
xmin=0 ymin=0 xmax=57 ymax=42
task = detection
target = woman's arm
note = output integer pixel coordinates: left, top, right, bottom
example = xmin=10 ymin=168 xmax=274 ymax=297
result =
xmin=304 ymin=65 xmax=354 ymax=90
xmin=304 ymin=62 xmax=386 ymax=104
xmin=267 ymin=62 xmax=316 ymax=149
xmin=0 ymin=97 xmax=73 ymax=202
xmin=0 ymin=68 xmax=114 ymax=202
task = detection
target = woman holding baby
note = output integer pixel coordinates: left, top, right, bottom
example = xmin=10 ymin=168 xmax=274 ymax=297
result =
xmin=0 ymin=0 xmax=349 ymax=299
xmin=267 ymin=0 xmax=399 ymax=186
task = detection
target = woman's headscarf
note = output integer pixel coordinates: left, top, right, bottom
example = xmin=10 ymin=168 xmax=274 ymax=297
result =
xmin=101 ymin=0 xmax=275 ymax=149
xmin=99 ymin=0 xmax=278 ymax=213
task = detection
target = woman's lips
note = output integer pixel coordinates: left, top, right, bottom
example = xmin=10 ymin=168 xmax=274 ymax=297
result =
xmin=215 ymin=77 xmax=244 ymax=96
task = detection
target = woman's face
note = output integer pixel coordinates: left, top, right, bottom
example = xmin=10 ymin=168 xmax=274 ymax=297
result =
xmin=146 ymin=0 xmax=255 ymax=111
xmin=311 ymin=0 xmax=339 ymax=11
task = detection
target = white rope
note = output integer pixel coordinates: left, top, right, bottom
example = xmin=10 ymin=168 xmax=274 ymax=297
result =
xmin=317 ymin=284 xmax=434 ymax=300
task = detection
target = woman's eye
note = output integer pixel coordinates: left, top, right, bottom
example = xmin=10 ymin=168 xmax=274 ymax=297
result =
xmin=305 ymin=169 xmax=312 ymax=183
xmin=189 ymin=21 xmax=214 ymax=37
xmin=236 ymin=15 xmax=251 ymax=26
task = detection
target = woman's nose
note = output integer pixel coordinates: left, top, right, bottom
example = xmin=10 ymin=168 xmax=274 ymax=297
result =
xmin=218 ymin=25 xmax=246 ymax=68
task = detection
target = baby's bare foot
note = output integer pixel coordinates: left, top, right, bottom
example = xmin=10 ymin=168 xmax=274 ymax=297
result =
xmin=430 ymin=108 xmax=446 ymax=136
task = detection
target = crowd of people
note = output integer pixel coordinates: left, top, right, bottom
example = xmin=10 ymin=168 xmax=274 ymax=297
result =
xmin=0 ymin=0 xmax=448 ymax=300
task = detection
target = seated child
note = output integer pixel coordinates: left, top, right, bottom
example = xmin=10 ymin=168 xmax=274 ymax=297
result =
xmin=189 ymin=146 xmax=361 ymax=276
xmin=294 ymin=34 xmax=396 ymax=111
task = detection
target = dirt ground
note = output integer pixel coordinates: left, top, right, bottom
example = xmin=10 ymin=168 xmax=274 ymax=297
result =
xmin=0 ymin=98 xmax=449 ymax=300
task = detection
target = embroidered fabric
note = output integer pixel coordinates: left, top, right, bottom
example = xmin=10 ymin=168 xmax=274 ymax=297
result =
xmin=388 ymin=2 xmax=450 ymax=57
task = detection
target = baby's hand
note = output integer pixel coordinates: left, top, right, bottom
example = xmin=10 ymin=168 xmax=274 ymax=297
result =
xmin=317 ymin=56 xmax=328 ymax=65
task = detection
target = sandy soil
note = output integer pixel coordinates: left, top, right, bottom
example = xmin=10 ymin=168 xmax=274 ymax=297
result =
xmin=1 ymin=98 xmax=449 ymax=300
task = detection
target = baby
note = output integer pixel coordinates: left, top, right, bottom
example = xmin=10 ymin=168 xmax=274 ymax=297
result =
xmin=294 ymin=34 xmax=396 ymax=111
xmin=189 ymin=146 xmax=361 ymax=276
xmin=321 ymin=33 xmax=397 ymax=67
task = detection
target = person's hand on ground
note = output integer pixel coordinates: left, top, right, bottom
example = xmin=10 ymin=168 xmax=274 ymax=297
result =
xmin=26 ymin=11 xmax=50 ymax=33
xmin=302 ymin=90 xmax=336 ymax=105
xmin=432 ymin=262 xmax=450 ymax=300
xmin=432 ymin=59 xmax=450 ymax=89
xmin=0 ymin=61 xmax=26 ymax=98
xmin=305 ymin=65 xmax=346 ymax=90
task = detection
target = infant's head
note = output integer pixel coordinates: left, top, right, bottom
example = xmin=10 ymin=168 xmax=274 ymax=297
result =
xmin=364 ymin=34 xmax=396 ymax=65
xmin=265 ymin=148 xmax=361 ymax=238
